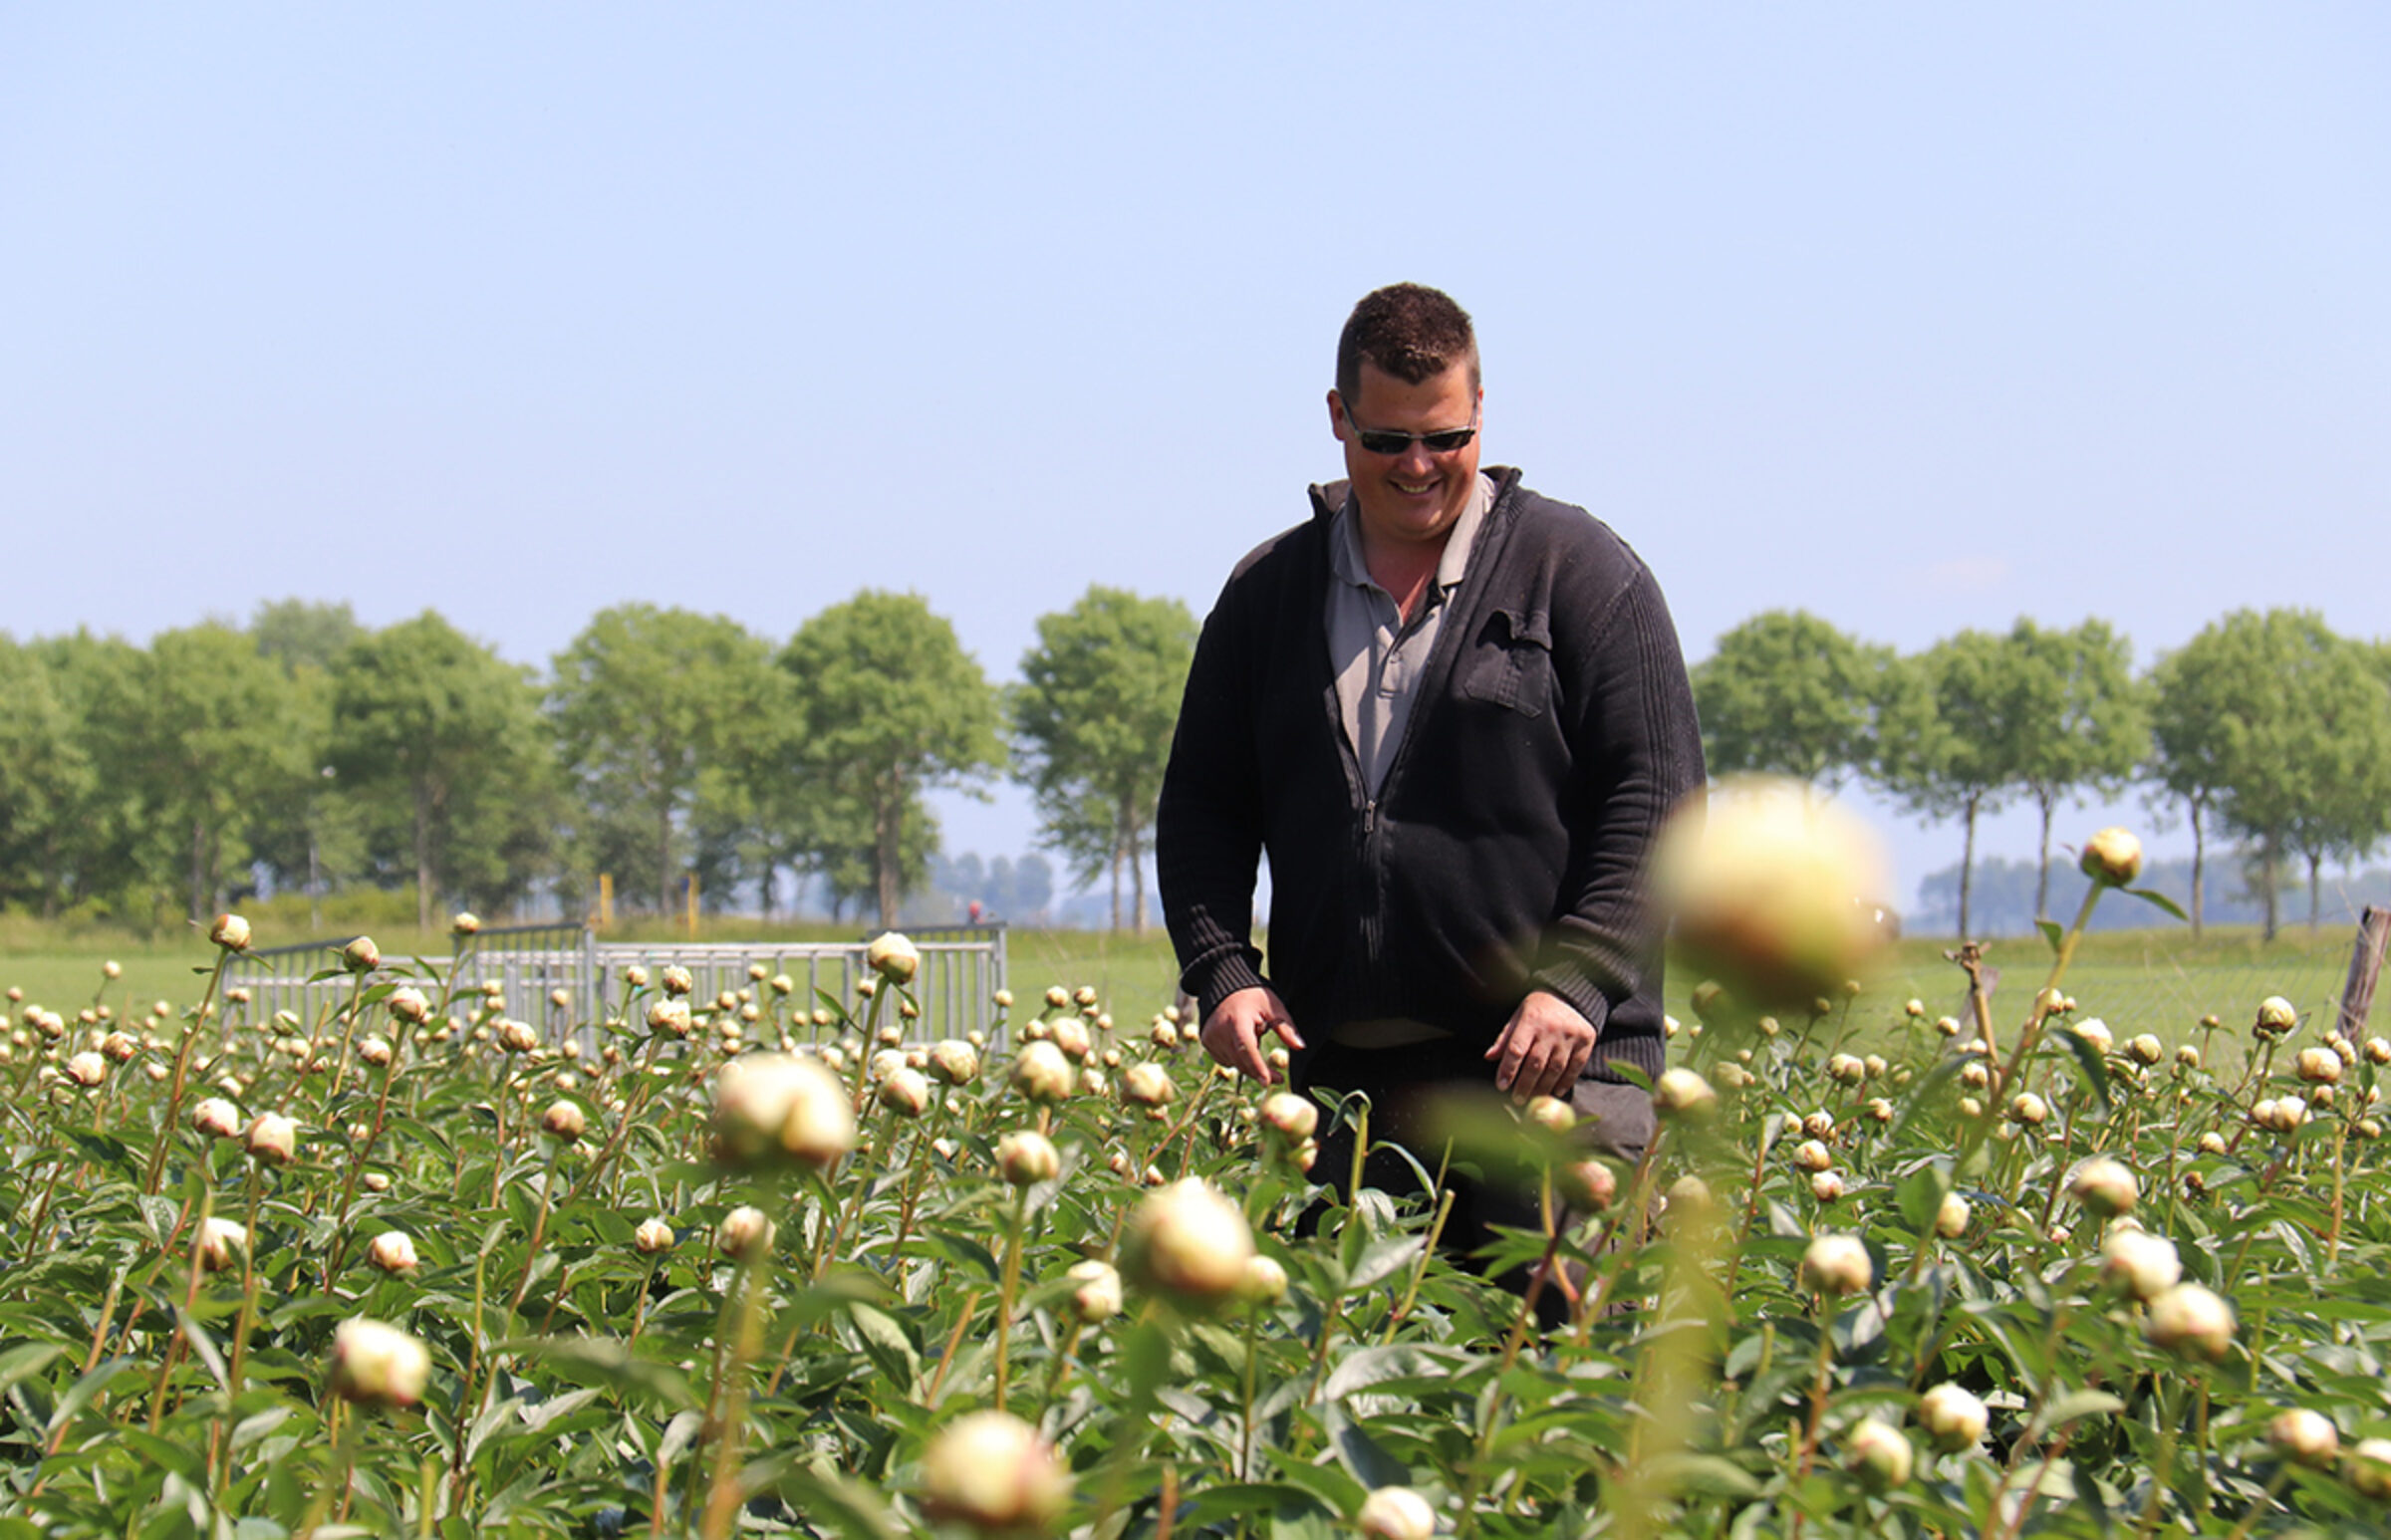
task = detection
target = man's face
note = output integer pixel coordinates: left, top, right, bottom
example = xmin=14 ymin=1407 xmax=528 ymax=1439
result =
xmin=1327 ymin=360 xmax=1482 ymax=555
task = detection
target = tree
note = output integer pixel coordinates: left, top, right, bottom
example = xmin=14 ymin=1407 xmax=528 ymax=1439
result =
xmin=1996 ymin=619 xmax=2149 ymax=921
xmin=549 ymin=606 xmax=787 ymax=916
xmin=1879 ymin=632 xmax=2017 ymax=942
xmin=2157 ymin=611 xmax=2391 ymax=939
xmin=252 ymin=599 xmax=363 ymax=675
xmin=126 ymin=625 xmax=317 ymax=923
xmin=0 ymin=638 xmax=93 ymax=916
xmin=330 ymin=612 xmax=555 ymax=929
xmin=1690 ymin=611 xmax=1896 ymax=797
xmin=1010 ymin=587 xmax=1196 ymax=931
xmin=781 ymin=592 xmax=1003 ymax=930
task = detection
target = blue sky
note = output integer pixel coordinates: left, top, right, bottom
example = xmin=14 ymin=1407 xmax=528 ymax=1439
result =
xmin=4 ymin=5 xmax=2386 ymax=910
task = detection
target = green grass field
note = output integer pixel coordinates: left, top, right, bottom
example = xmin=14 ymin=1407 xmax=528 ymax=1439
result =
xmin=3 ymin=908 xmax=2366 ymax=1068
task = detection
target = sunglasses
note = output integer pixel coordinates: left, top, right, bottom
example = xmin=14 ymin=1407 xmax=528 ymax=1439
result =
xmin=1344 ymin=406 xmax=1479 ymax=457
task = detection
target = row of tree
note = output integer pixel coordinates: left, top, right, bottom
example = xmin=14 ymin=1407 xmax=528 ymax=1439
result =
xmin=1693 ymin=609 xmax=2391 ymax=940
xmin=0 ymin=588 xmax=1196 ymax=935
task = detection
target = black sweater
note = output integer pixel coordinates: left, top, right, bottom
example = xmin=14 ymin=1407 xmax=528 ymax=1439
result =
xmin=1156 ymin=467 xmax=1706 ymax=1086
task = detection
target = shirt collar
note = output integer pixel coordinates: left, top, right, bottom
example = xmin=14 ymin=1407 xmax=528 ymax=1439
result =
xmin=1329 ymin=473 xmax=1495 ymax=596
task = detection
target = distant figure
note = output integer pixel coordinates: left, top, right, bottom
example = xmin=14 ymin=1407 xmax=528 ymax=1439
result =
xmin=967 ymin=899 xmax=983 ymax=925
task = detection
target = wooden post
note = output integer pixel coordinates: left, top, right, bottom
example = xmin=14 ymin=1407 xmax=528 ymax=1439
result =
xmin=2335 ymin=905 xmax=2391 ymax=1044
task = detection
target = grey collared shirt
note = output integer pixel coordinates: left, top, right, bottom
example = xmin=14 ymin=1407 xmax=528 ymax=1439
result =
xmin=1326 ymin=474 xmax=1494 ymax=795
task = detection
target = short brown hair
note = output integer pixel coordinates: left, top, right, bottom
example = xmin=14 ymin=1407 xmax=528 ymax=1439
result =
xmin=1336 ymin=283 xmax=1479 ymax=402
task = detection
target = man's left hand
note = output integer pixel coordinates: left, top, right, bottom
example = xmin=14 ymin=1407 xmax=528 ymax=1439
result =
xmin=1485 ymin=990 xmax=1597 ymax=1104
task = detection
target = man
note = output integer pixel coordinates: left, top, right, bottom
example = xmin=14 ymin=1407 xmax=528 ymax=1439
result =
xmin=1156 ymin=283 xmax=1704 ymax=1247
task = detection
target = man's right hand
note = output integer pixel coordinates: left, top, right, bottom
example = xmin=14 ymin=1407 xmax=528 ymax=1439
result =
xmin=1199 ymin=986 xmax=1306 ymax=1085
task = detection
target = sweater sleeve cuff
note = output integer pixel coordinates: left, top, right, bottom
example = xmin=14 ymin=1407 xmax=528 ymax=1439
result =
xmin=1528 ymin=969 xmax=1613 ymax=1044
xmin=1187 ymin=948 xmax=1268 ymax=1026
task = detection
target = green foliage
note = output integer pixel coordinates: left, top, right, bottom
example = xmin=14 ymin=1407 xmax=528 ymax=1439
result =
xmin=550 ymin=605 xmax=788 ymax=917
xmin=1691 ymin=611 xmax=1896 ymax=795
xmin=2153 ymin=611 xmax=2391 ymax=940
xmin=781 ymin=592 xmax=1003 ymax=930
xmin=331 ymin=612 xmax=559 ymax=926
xmin=3 ymin=896 xmax=2390 ymax=1537
xmin=1010 ymin=587 xmax=1196 ymax=932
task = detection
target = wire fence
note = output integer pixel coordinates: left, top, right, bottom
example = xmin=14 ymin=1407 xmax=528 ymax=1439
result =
xmin=223 ymin=922 xmax=1009 ymax=1045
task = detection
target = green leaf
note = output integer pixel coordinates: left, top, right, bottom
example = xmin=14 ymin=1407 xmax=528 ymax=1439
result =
xmin=2124 ymin=887 xmax=2190 ymax=922
xmin=2037 ymin=919 xmax=2064 ymax=956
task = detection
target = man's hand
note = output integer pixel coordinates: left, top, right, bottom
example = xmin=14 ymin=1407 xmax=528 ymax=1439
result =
xmin=1199 ymin=986 xmax=1306 ymax=1086
xmin=1485 ymin=990 xmax=1597 ymax=1103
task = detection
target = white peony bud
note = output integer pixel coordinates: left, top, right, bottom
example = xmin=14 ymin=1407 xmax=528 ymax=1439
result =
xmin=1124 ymin=1177 xmax=1254 ymax=1308
xmin=1918 ymin=1382 xmax=1989 ymax=1450
xmin=2144 ymin=1281 xmax=2236 ymax=1361
xmin=329 ymin=1318 xmax=429 ymax=1409
xmin=919 ymin=1411 xmax=1074 ymax=1535
xmin=366 ymin=1231 xmax=418 ymax=1274
xmin=1799 ymin=1233 xmax=1873 ymax=1296
xmin=1356 ymin=1486 xmax=1437 ymax=1540
xmin=866 ymin=932 xmax=921 ymax=985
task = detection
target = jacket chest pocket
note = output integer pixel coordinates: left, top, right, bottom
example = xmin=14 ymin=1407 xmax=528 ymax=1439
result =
xmin=1458 ymin=608 xmax=1553 ymax=718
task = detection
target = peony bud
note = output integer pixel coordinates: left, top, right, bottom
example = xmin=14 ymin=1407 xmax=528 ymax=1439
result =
xmin=450 ymin=911 xmax=480 ymax=935
xmin=715 ymin=1205 xmax=775 ymax=1259
xmin=367 ymin=1230 xmax=419 ymax=1274
xmin=329 ymin=1318 xmax=430 ymax=1410
xmin=2077 ymin=827 xmax=2143 ymax=888
xmin=210 ymin=912 xmax=252 ymax=951
xmin=996 ymin=1131 xmax=1061 ymax=1187
xmin=1258 ymin=1091 xmax=1320 ymax=1143
xmin=542 ymin=1100 xmax=587 ymax=1143
xmin=1010 ymin=1040 xmax=1074 ymax=1104
xmin=2127 ymin=1034 xmax=2164 ymax=1066
xmin=1936 ymin=1192 xmax=1972 ymax=1239
xmin=1799 ymin=1233 xmax=1873 ymax=1296
xmin=1844 ymin=1415 xmax=1913 ymax=1488
xmin=634 ymin=1217 xmax=675 ymax=1255
xmin=1792 ymin=1139 xmax=1833 ymax=1173
xmin=65 ymin=1052 xmax=107 ymax=1087
xmin=1559 ymin=1159 xmax=1619 ymax=1212
xmin=1810 ymin=1170 xmax=1846 ymax=1202
xmin=878 ymin=1067 xmax=932 ymax=1118
xmin=1239 ymin=1253 xmax=1290 ymax=1304
xmin=867 ymin=931 xmax=921 ymax=985
xmin=713 ymin=1053 xmax=856 ymax=1170
xmin=2144 ymin=1281 xmax=2236 ymax=1360
xmin=192 ymin=1097 xmax=242 ymax=1139
xmin=2295 ymin=1046 xmax=2342 ymax=1085
xmin=929 ymin=1039 xmax=980 ymax=1086
xmin=1918 ymin=1383 xmax=1989 ymax=1450
xmin=1654 ymin=1067 xmax=1719 ymax=1119
xmin=919 ymin=1411 xmax=1074 ymax=1536
xmin=2270 ymin=1408 xmax=2339 ymax=1469
xmin=1655 ymin=776 xmax=1890 ymax=1009
xmin=340 ymin=936 xmax=381 ymax=973
xmin=2255 ymin=996 xmax=2298 ymax=1035
xmin=245 ymin=1113 xmax=298 ymax=1165
xmin=1068 ymin=1259 xmax=1123 ymax=1323
xmin=2008 ymin=1092 xmax=2048 ymax=1127
xmin=2100 ymin=1227 xmax=2181 ymax=1302
xmin=193 ymin=1216 xmax=247 ymax=1272
xmin=1120 ymin=1062 xmax=1176 ymax=1108
xmin=359 ymin=1036 xmax=394 ymax=1068
xmin=389 ymin=987 xmax=431 ymax=1025
xmin=1356 ymin=1486 xmax=1437 ymax=1540
xmin=2068 ymin=1156 xmax=2139 ymax=1218
xmin=2070 ymin=1017 xmax=2114 ymax=1056
xmin=2346 ymin=1438 xmax=2391 ymax=1500
xmin=1124 ymin=1177 xmax=1254 ymax=1308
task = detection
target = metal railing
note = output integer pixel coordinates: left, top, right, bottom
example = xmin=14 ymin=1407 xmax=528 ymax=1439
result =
xmin=223 ymin=922 xmax=1008 ymax=1044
